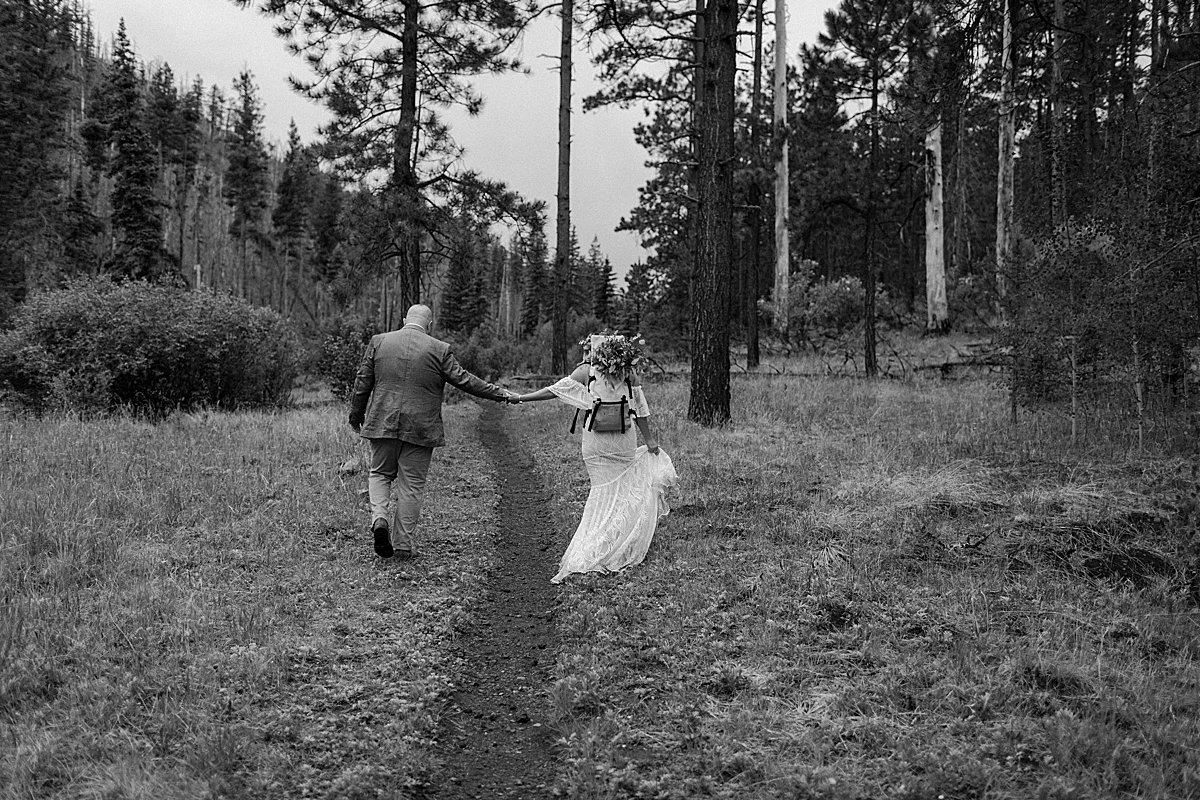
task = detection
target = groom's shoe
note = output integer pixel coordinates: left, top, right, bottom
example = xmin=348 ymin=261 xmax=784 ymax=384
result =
xmin=372 ymin=519 xmax=394 ymax=558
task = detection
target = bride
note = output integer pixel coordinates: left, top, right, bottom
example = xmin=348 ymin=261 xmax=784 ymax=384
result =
xmin=509 ymin=334 xmax=678 ymax=583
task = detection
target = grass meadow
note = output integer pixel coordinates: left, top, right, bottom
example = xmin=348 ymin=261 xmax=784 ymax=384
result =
xmin=2 ymin=371 xmax=1199 ymax=799
xmin=518 ymin=372 xmax=1200 ymax=799
xmin=0 ymin=404 xmax=502 ymax=798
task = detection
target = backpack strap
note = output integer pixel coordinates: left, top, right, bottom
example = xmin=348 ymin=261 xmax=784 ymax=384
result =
xmin=568 ymin=372 xmax=632 ymax=434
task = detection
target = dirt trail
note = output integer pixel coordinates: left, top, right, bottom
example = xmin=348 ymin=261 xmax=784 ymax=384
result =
xmin=420 ymin=405 xmax=561 ymax=798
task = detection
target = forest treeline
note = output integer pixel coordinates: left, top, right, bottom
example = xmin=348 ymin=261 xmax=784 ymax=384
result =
xmin=2 ymin=0 xmax=1199 ymax=423
xmin=0 ymin=1 xmax=622 ymax=353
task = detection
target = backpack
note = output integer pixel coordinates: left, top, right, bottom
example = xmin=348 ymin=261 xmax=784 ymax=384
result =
xmin=570 ymin=373 xmax=634 ymax=434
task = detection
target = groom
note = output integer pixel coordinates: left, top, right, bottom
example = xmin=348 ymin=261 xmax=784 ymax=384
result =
xmin=348 ymin=303 xmax=512 ymax=559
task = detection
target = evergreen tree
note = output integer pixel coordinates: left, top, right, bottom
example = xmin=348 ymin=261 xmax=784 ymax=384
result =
xmin=273 ymin=120 xmax=314 ymax=314
xmin=519 ymin=226 xmax=548 ymax=336
xmin=818 ymin=0 xmax=913 ymax=376
xmin=104 ymin=20 xmax=166 ymax=279
xmin=688 ymin=0 xmax=738 ymax=424
xmin=254 ymin=0 xmax=535 ymax=312
xmin=594 ymin=256 xmax=615 ymax=323
xmin=224 ymin=70 xmax=268 ymax=298
xmin=439 ymin=231 xmax=489 ymax=335
xmin=564 ymin=226 xmax=585 ymax=315
xmin=622 ymin=260 xmax=653 ymax=333
xmin=206 ymin=84 xmax=225 ymax=136
xmin=61 ymin=177 xmax=101 ymax=275
xmin=273 ymin=121 xmax=311 ymax=242
xmin=111 ymin=122 xmax=166 ymax=278
xmin=97 ymin=19 xmax=141 ymax=139
xmin=147 ymin=62 xmax=180 ymax=161
xmin=179 ymin=78 xmax=205 ymax=183
xmin=172 ymin=76 xmax=204 ymax=264
xmin=0 ymin=0 xmax=75 ymax=315
xmin=576 ymin=236 xmax=604 ymax=318
xmin=224 ymin=71 xmax=267 ymax=241
xmin=311 ymin=174 xmax=345 ymax=284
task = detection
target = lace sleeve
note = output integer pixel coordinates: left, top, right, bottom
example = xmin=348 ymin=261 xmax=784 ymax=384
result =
xmin=630 ymin=385 xmax=651 ymax=418
xmin=547 ymin=376 xmax=593 ymax=410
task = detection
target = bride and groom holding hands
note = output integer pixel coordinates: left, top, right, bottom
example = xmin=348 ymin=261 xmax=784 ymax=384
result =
xmin=348 ymin=303 xmax=678 ymax=583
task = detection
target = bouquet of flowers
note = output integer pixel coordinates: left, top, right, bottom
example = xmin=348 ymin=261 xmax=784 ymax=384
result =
xmin=581 ymin=333 xmax=647 ymax=377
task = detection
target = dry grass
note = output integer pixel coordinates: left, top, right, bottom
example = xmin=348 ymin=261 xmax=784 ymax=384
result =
xmin=514 ymin=372 xmax=1200 ymax=800
xmin=0 ymin=404 xmax=502 ymax=798
xmin=5 ymin=371 xmax=1199 ymax=799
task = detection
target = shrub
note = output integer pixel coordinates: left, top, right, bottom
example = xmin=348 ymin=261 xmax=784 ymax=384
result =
xmin=313 ymin=314 xmax=374 ymax=401
xmin=447 ymin=320 xmax=525 ymax=381
xmin=804 ymin=275 xmax=866 ymax=335
xmin=444 ymin=314 xmax=611 ymax=380
xmin=0 ymin=278 xmax=299 ymax=413
xmin=1003 ymin=220 xmax=1198 ymax=409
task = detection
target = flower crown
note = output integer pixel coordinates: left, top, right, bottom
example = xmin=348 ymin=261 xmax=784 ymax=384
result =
xmin=580 ymin=332 xmax=647 ymax=376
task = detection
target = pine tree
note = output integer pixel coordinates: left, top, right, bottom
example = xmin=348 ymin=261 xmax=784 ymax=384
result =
xmin=256 ymin=0 xmax=535 ymax=313
xmin=273 ymin=121 xmax=310 ymax=242
xmin=519 ymin=226 xmax=548 ymax=336
xmin=565 ymin=227 xmax=585 ymax=316
xmin=622 ymin=260 xmax=653 ymax=333
xmin=224 ymin=70 xmax=268 ymax=299
xmin=147 ymin=62 xmax=180 ymax=161
xmin=440 ymin=232 xmax=489 ymax=335
xmin=0 ymin=0 xmax=75 ymax=314
xmin=818 ymin=0 xmax=912 ymax=377
xmin=312 ymin=174 xmax=345 ymax=284
xmin=594 ymin=256 xmax=615 ymax=323
xmin=688 ymin=0 xmax=738 ymax=425
xmin=273 ymin=120 xmax=313 ymax=315
xmin=576 ymin=236 xmax=604 ymax=318
xmin=104 ymin=20 xmax=166 ymax=280
xmin=173 ymin=76 xmax=204 ymax=265
xmin=61 ymin=177 xmax=101 ymax=275
xmin=206 ymin=84 xmax=224 ymax=136
xmin=111 ymin=123 xmax=165 ymax=278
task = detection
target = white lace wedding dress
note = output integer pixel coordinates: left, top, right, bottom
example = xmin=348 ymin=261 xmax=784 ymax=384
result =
xmin=546 ymin=370 xmax=678 ymax=584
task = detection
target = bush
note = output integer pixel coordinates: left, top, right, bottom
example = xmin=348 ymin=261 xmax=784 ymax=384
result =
xmin=0 ymin=278 xmax=299 ymax=413
xmin=804 ymin=276 xmax=865 ymax=335
xmin=446 ymin=320 xmax=520 ymax=381
xmin=313 ymin=314 xmax=374 ymax=401
xmin=444 ymin=314 xmax=612 ymax=380
xmin=1002 ymin=220 xmax=1198 ymax=409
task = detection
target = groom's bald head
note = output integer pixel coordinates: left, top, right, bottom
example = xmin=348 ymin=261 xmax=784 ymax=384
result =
xmin=404 ymin=304 xmax=434 ymax=331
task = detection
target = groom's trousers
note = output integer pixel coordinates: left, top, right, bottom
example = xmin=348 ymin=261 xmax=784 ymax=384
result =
xmin=367 ymin=438 xmax=434 ymax=551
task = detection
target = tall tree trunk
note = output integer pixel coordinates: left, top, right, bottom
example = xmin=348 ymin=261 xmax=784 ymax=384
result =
xmin=863 ymin=66 xmax=880 ymax=378
xmin=1050 ymin=0 xmax=1067 ymax=228
xmin=552 ymin=0 xmax=573 ymax=374
xmin=772 ymin=0 xmax=789 ymax=335
xmin=952 ymin=100 xmax=967 ymax=276
xmin=688 ymin=0 xmax=736 ymax=426
xmin=996 ymin=0 xmax=1016 ymax=310
xmin=925 ymin=116 xmax=947 ymax=332
xmin=746 ymin=0 xmax=764 ymax=368
xmin=393 ymin=0 xmax=421 ymax=311
xmin=690 ymin=0 xmax=705 ymax=321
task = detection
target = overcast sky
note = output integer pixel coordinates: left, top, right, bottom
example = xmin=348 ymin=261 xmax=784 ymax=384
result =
xmin=90 ymin=0 xmax=829 ymax=280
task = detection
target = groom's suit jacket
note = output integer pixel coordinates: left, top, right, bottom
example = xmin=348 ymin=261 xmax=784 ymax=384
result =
xmin=349 ymin=325 xmax=506 ymax=447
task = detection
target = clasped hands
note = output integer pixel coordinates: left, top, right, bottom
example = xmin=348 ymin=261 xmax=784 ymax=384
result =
xmin=501 ymin=389 xmax=524 ymax=405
